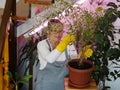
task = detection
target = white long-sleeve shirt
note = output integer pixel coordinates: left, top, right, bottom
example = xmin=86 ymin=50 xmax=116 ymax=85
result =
xmin=37 ymin=39 xmax=77 ymax=70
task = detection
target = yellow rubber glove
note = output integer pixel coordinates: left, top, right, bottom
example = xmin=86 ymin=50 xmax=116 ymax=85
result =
xmin=56 ymin=34 xmax=75 ymax=52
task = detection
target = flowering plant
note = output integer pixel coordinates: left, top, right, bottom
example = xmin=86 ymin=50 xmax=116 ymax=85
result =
xmin=62 ymin=5 xmax=102 ymax=66
xmin=78 ymin=45 xmax=93 ymax=64
xmin=59 ymin=1 xmax=120 ymax=89
xmin=34 ymin=0 xmax=98 ymax=65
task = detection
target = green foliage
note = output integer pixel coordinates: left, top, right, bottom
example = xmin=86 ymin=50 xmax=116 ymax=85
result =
xmin=7 ymin=71 xmax=32 ymax=90
xmin=63 ymin=5 xmax=98 ymax=57
xmin=18 ymin=34 xmax=44 ymax=75
xmin=18 ymin=75 xmax=33 ymax=84
xmin=90 ymin=1 xmax=120 ymax=89
xmin=7 ymin=71 xmax=32 ymax=84
xmin=35 ymin=0 xmax=76 ymax=28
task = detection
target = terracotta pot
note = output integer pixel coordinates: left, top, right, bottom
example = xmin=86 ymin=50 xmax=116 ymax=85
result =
xmin=67 ymin=59 xmax=94 ymax=88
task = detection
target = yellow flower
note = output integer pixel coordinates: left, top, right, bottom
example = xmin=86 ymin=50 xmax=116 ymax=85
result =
xmin=84 ymin=45 xmax=91 ymax=50
xmin=78 ymin=45 xmax=93 ymax=58
xmin=84 ymin=48 xmax=93 ymax=58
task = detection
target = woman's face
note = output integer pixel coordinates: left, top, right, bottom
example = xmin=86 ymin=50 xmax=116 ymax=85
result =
xmin=50 ymin=29 xmax=63 ymax=44
xmin=49 ymin=23 xmax=64 ymax=46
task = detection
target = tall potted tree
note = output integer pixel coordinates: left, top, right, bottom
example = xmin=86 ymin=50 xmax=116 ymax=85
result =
xmin=90 ymin=1 xmax=120 ymax=89
xmin=65 ymin=1 xmax=120 ymax=89
xmin=56 ymin=0 xmax=120 ymax=89
xmin=63 ymin=5 xmax=100 ymax=88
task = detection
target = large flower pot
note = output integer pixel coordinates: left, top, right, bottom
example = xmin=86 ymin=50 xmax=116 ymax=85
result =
xmin=67 ymin=59 xmax=94 ymax=88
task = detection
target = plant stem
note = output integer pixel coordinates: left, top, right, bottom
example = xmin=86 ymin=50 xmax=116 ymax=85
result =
xmin=15 ymin=84 xmax=18 ymax=90
xmin=78 ymin=47 xmax=84 ymax=66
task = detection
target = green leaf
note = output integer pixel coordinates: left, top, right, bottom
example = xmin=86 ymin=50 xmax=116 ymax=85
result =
xmin=103 ymin=86 xmax=111 ymax=90
xmin=108 ymin=31 xmax=114 ymax=40
xmin=112 ymin=61 xmax=119 ymax=65
xmin=102 ymin=66 xmax=109 ymax=75
xmin=114 ymin=70 xmax=118 ymax=74
xmin=109 ymin=13 xmax=117 ymax=23
xmin=107 ymin=78 xmax=112 ymax=81
xmin=107 ymin=2 xmax=117 ymax=8
xmin=96 ymin=33 xmax=104 ymax=44
xmin=21 ymin=75 xmax=32 ymax=80
xmin=117 ymin=74 xmax=120 ymax=77
xmin=15 ymin=72 xmax=19 ymax=80
xmin=110 ymin=72 xmax=117 ymax=80
xmin=18 ymin=75 xmax=32 ymax=84
xmin=18 ymin=79 xmax=29 ymax=84
xmin=106 ymin=48 xmax=120 ymax=60
xmin=7 ymin=71 xmax=13 ymax=79
xmin=104 ymin=8 xmax=118 ymax=23
xmin=118 ymin=39 xmax=120 ymax=48
xmin=117 ymin=11 xmax=120 ymax=18
xmin=117 ymin=0 xmax=120 ymax=2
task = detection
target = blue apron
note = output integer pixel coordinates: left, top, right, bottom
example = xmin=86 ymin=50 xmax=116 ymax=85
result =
xmin=34 ymin=40 xmax=68 ymax=90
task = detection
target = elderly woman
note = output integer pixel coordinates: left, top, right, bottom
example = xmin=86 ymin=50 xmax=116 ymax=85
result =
xmin=35 ymin=19 xmax=77 ymax=90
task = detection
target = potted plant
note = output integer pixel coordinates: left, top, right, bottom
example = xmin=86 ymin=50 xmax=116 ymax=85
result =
xmin=57 ymin=1 xmax=120 ymax=89
xmin=7 ymin=71 xmax=32 ymax=90
xmin=90 ymin=1 xmax=120 ymax=90
xmin=62 ymin=5 xmax=101 ymax=88
xmin=17 ymin=33 xmax=46 ymax=90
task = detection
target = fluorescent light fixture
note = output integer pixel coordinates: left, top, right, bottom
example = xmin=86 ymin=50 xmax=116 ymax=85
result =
xmin=77 ymin=0 xmax=87 ymax=4
xmin=27 ymin=0 xmax=87 ymax=37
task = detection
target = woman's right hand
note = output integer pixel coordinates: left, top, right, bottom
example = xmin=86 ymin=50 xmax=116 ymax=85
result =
xmin=56 ymin=34 xmax=75 ymax=52
xmin=62 ymin=34 xmax=75 ymax=45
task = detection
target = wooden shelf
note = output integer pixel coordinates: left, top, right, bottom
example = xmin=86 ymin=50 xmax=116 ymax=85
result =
xmin=64 ymin=78 xmax=97 ymax=90
xmin=25 ymin=0 xmax=53 ymax=5
xmin=12 ymin=16 xmax=28 ymax=21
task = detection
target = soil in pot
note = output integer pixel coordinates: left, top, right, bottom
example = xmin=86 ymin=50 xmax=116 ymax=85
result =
xmin=69 ymin=61 xmax=92 ymax=70
xmin=67 ymin=59 xmax=94 ymax=88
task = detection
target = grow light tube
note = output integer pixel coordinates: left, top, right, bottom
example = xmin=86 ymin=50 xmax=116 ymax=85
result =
xmin=28 ymin=0 xmax=87 ymax=36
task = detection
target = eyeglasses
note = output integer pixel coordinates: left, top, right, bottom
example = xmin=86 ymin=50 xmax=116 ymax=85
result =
xmin=49 ymin=19 xmax=61 ymax=23
xmin=48 ymin=19 xmax=62 ymax=26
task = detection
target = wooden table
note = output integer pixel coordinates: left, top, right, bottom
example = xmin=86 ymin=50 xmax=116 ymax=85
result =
xmin=64 ymin=78 xmax=97 ymax=90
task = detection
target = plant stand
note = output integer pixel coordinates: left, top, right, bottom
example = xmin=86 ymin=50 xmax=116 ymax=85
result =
xmin=64 ymin=78 xmax=97 ymax=90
